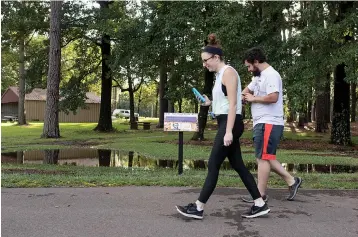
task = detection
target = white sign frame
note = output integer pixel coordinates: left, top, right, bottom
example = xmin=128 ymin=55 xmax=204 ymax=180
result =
xmin=164 ymin=113 xmax=199 ymax=132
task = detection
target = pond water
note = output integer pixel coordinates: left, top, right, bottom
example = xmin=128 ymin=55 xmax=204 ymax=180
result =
xmin=1 ymin=148 xmax=357 ymax=174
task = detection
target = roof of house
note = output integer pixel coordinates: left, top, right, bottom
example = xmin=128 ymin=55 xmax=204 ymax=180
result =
xmin=1 ymin=86 xmax=101 ymax=104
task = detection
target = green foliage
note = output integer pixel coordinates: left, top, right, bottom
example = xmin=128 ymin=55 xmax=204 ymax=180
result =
xmin=1 ymin=1 xmax=49 ymax=47
xmin=1 ymin=1 xmax=49 ymax=92
xmin=1 ymin=49 xmax=18 ymax=94
xmin=2 ymin=1 xmax=357 ymax=141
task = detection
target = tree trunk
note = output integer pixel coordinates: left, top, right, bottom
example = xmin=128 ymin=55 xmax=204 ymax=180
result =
xmin=137 ymin=87 xmax=142 ymax=114
xmin=42 ymin=1 xmax=62 ymax=138
xmin=315 ymin=76 xmax=329 ymax=132
xmin=330 ymin=1 xmax=352 ymax=145
xmin=94 ymin=2 xmax=113 ymax=132
xmin=351 ymin=82 xmax=356 ymax=122
xmin=18 ymin=35 xmax=26 ymax=125
xmin=191 ymin=69 xmax=214 ymax=140
xmin=168 ymin=100 xmax=174 ymax=113
xmin=302 ymin=103 xmax=308 ymax=123
xmin=157 ymin=57 xmax=168 ymax=128
xmin=286 ymin=108 xmax=295 ymax=122
xmin=298 ymin=113 xmax=305 ymax=128
xmin=315 ymin=92 xmax=326 ymax=132
xmin=178 ymin=99 xmax=182 ymax=113
xmin=128 ymin=75 xmax=137 ymax=129
xmin=194 ymin=103 xmax=198 ymax=113
xmin=311 ymin=101 xmax=316 ymax=122
xmin=331 ymin=64 xmax=351 ymax=145
xmin=324 ymin=73 xmax=331 ymax=125
xmin=306 ymin=87 xmax=312 ymax=122
xmin=154 ymin=83 xmax=159 ymax=118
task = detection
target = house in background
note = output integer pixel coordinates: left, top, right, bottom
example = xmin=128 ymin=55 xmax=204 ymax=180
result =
xmin=1 ymin=86 xmax=101 ymax=123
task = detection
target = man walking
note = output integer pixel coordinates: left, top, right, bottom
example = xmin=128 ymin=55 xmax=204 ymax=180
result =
xmin=241 ymin=47 xmax=302 ymax=202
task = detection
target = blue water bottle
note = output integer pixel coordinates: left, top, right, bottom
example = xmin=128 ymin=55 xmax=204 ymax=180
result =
xmin=192 ymin=88 xmax=206 ymax=103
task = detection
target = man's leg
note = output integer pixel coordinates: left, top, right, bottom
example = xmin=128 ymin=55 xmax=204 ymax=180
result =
xmin=227 ymin=119 xmax=270 ymax=218
xmin=253 ymin=123 xmax=272 ymax=196
xmin=242 ymin=123 xmax=274 ymax=201
xmin=269 ymin=160 xmax=295 ymax=186
xmin=263 ymin=124 xmax=302 ymax=200
xmin=257 ymin=158 xmax=271 ymax=196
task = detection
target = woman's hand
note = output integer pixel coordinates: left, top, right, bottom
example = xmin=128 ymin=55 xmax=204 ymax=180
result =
xmin=223 ymin=132 xmax=233 ymax=146
xmin=201 ymin=94 xmax=212 ymax=106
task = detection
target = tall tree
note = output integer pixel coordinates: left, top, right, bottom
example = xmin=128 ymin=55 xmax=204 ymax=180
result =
xmin=57 ymin=1 xmax=124 ymax=131
xmin=111 ymin=5 xmax=150 ymax=128
xmin=330 ymin=1 xmax=354 ymax=145
xmin=94 ymin=1 xmax=114 ymax=132
xmin=191 ymin=37 xmax=215 ymax=141
xmin=1 ymin=1 xmax=48 ymax=125
xmin=42 ymin=1 xmax=62 ymax=138
xmin=144 ymin=2 xmax=171 ymax=128
xmin=57 ymin=1 xmax=101 ymax=115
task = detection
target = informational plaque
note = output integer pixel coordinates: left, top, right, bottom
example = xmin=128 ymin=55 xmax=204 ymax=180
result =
xmin=164 ymin=113 xmax=198 ymax=132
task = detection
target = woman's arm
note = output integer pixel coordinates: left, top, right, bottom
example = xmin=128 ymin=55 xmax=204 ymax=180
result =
xmin=222 ymin=68 xmax=238 ymax=146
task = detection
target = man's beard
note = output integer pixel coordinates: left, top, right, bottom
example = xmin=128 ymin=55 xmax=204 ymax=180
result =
xmin=252 ymin=68 xmax=261 ymax=77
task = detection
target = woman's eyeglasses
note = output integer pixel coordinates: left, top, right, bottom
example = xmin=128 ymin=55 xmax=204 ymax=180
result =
xmin=202 ymin=55 xmax=214 ymax=63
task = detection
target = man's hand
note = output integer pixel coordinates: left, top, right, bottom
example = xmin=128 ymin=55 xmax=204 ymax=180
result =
xmin=244 ymin=93 xmax=255 ymax=102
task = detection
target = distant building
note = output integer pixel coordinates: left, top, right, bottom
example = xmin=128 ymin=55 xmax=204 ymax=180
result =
xmin=1 ymin=86 xmax=101 ymax=123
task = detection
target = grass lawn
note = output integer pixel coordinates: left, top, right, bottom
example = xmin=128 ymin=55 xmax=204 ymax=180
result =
xmin=2 ymin=119 xmax=358 ymax=189
xmin=2 ymin=164 xmax=357 ymax=189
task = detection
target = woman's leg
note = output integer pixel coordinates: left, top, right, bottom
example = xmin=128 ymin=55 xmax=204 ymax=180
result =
xmin=197 ymin=119 xmax=228 ymax=203
xmin=175 ymin=115 xmax=228 ymax=219
xmin=227 ymin=119 xmax=261 ymax=200
xmin=228 ymin=146 xmax=261 ymax=199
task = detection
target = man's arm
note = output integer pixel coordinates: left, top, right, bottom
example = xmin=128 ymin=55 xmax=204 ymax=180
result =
xmin=241 ymin=86 xmax=253 ymax=102
xmin=244 ymin=92 xmax=278 ymax=104
xmin=242 ymin=86 xmax=253 ymax=95
xmin=244 ymin=74 xmax=280 ymax=104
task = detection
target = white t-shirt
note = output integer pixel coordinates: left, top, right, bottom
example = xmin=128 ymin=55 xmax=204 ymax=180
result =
xmin=247 ymin=66 xmax=284 ymax=126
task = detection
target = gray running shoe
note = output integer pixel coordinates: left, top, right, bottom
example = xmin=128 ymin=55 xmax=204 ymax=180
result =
xmin=287 ymin=177 xmax=302 ymax=201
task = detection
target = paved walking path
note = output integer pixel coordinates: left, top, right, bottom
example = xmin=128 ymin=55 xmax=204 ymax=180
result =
xmin=2 ymin=187 xmax=358 ymax=237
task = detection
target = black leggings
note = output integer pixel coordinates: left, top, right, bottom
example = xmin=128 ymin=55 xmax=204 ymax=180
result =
xmin=198 ymin=114 xmax=261 ymax=203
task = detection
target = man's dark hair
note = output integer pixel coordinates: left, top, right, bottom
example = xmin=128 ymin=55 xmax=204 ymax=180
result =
xmin=243 ymin=47 xmax=267 ymax=64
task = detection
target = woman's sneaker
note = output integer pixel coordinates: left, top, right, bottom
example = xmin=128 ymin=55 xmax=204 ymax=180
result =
xmin=175 ymin=203 xmax=203 ymax=219
xmin=241 ymin=194 xmax=268 ymax=203
xmin=241 ymin=203 xmax=270 ymax=218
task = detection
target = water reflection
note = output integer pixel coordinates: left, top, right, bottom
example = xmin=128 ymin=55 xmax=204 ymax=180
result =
xmin=44 ymin=149 xmax=59 ymax=164
xmin=1 ymin=149 xmax=357 ymax=174
xmin=98 ymin=149 xmax=111 ymax=167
